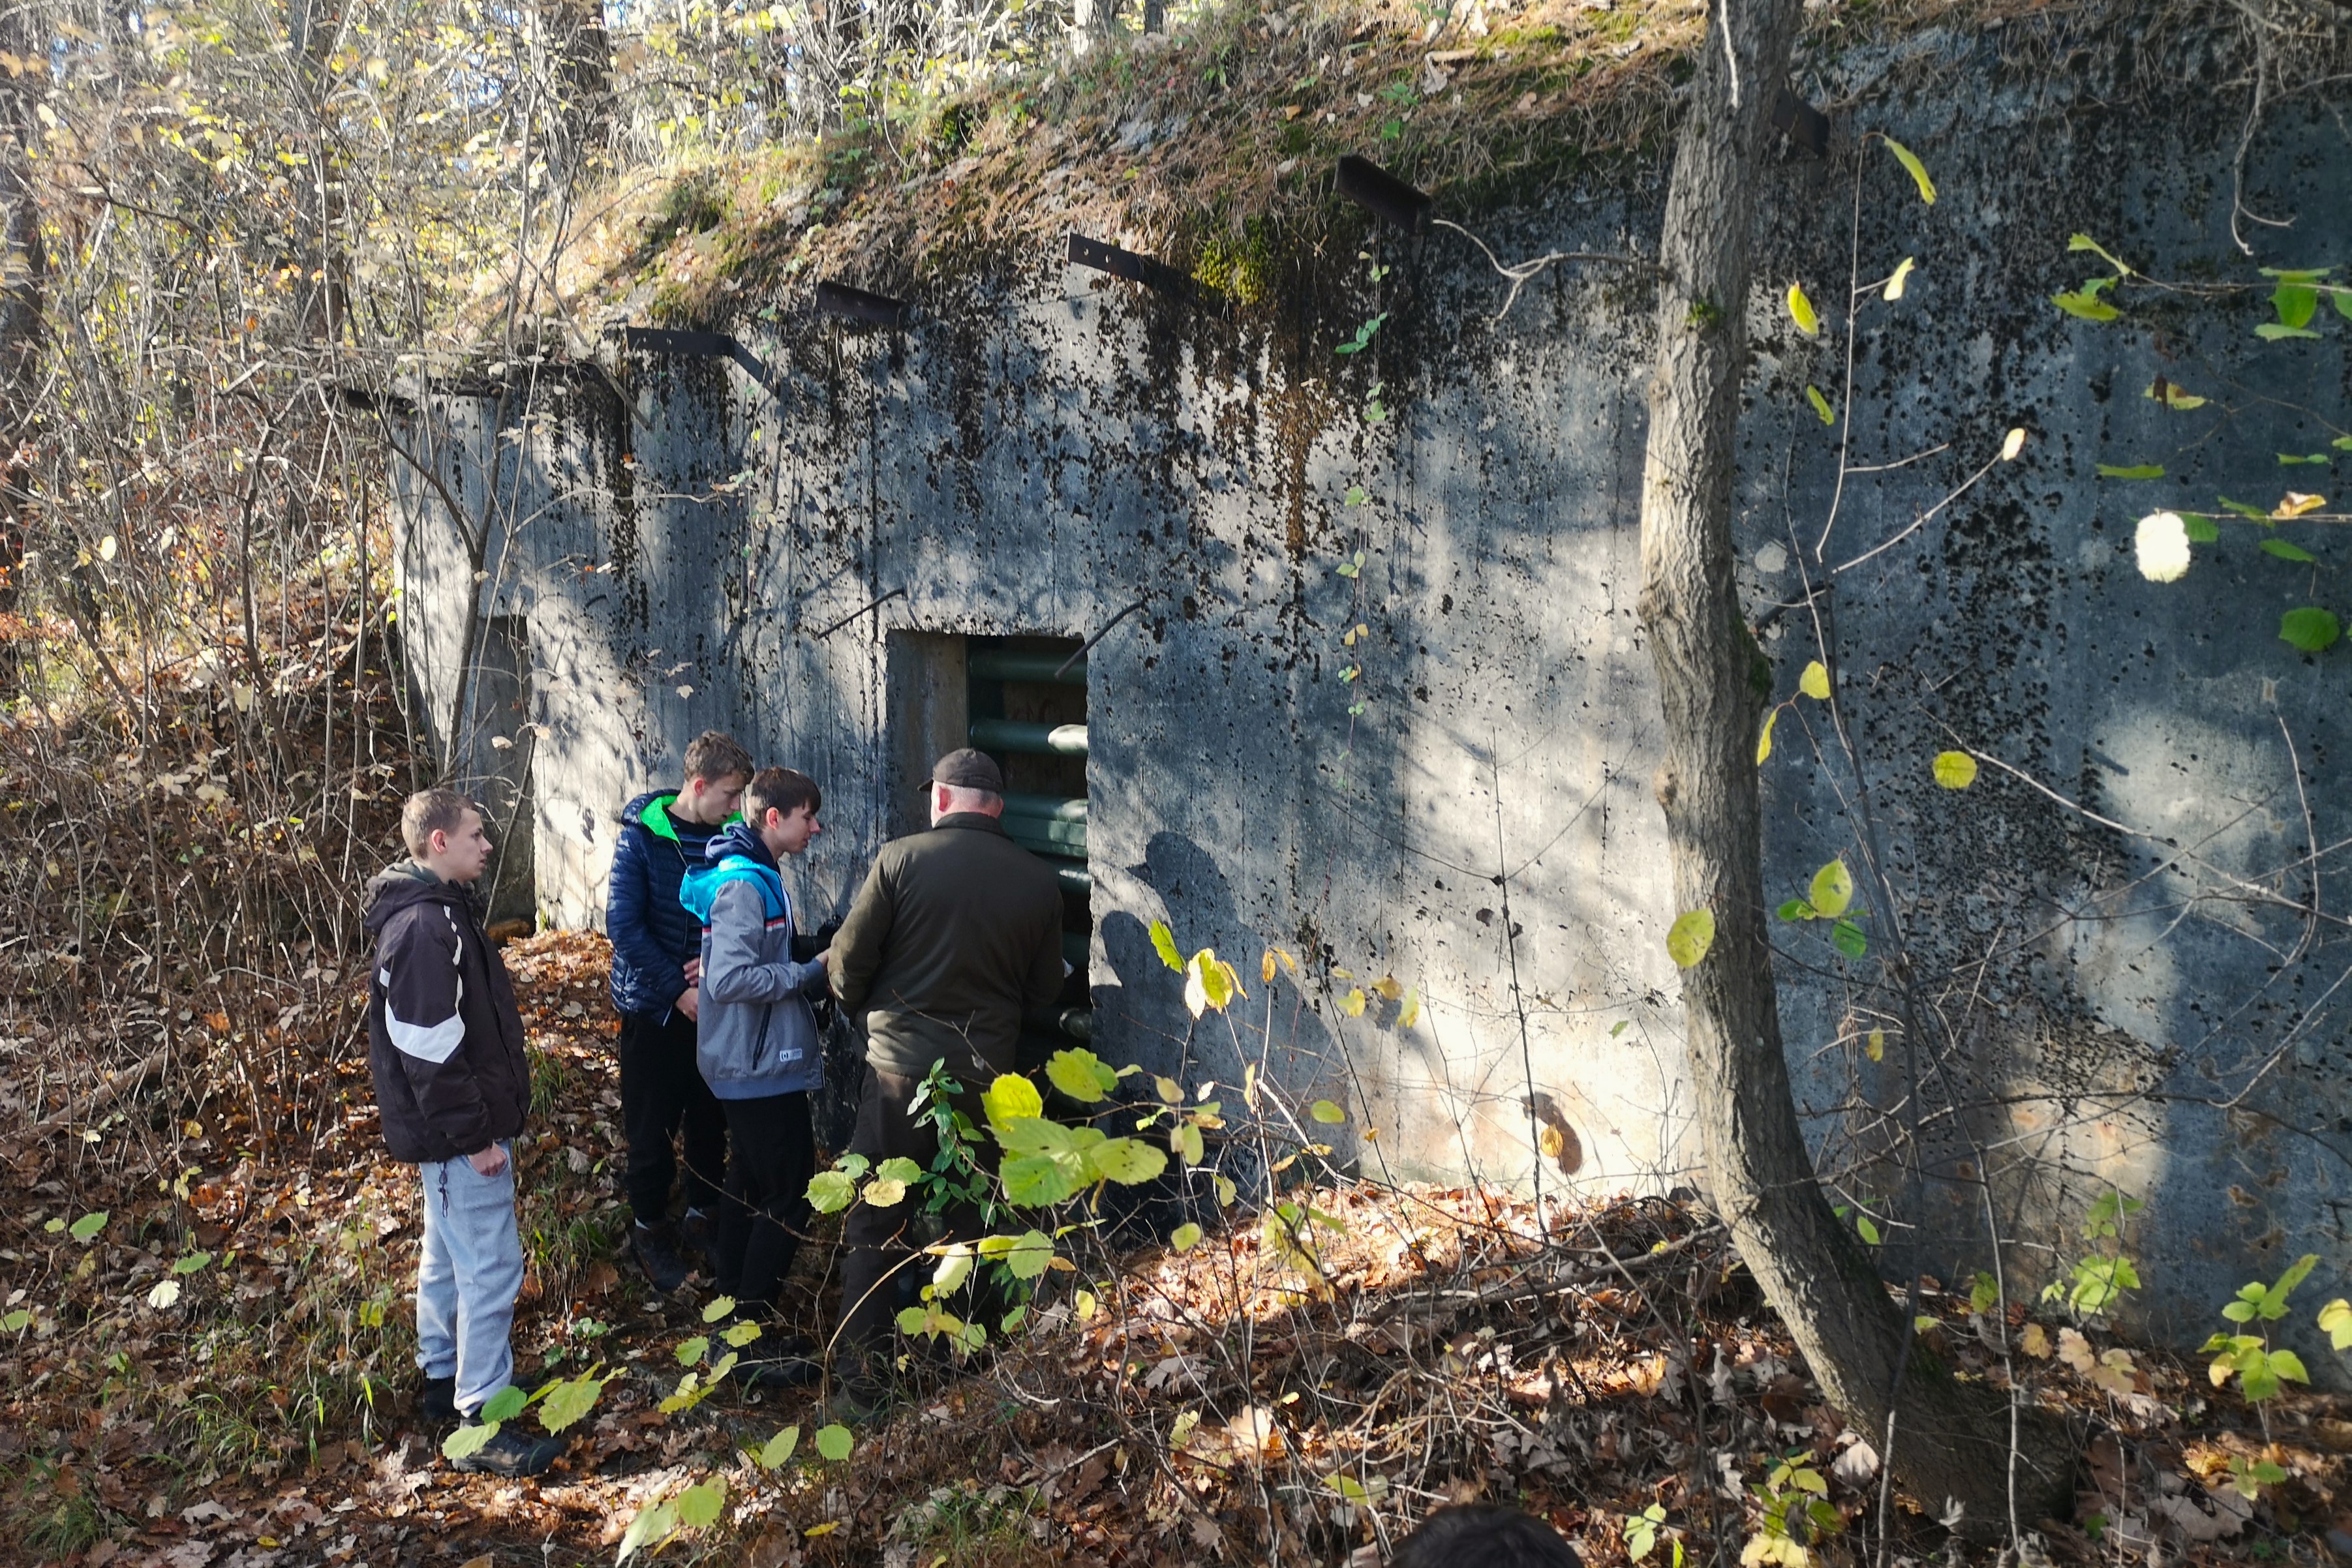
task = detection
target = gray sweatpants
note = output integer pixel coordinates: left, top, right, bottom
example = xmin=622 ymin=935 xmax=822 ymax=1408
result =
xmin=415 ymin=1143 xmax=523 ymax=1417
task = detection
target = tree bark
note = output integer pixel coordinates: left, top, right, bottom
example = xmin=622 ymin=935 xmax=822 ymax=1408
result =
xmin=1633 ymin=0 xmax=2075 ymax=1539
xmin=535 ymin=0 xmax=615 ymax=194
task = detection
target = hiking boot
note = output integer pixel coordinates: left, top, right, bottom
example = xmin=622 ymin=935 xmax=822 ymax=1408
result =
xmin=732 ymin=1331 xmax=823 ymax=1389
xmin=632 ymin=1221 xmax=691 ymax=1293
xmin=450 ymin=1423 xmax=566 ymax=1479
xmin=821 ymin=1378 xmax=885 ymax=1426
xmin=680 ymin=1207 xmax=718 ymax=1259
xmin=419 ymin=1373 xmax=457 ymax=1427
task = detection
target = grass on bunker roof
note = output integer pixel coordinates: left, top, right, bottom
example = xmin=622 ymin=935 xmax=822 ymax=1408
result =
xmin=471 ymin=0 xmax=2118 ymax=348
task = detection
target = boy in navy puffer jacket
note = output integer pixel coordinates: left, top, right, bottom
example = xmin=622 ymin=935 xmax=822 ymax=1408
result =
xmin=678 ymin=767 xmax=829 ymax=1386
xmin=606 ymin=730 xmax=752 ymax=1291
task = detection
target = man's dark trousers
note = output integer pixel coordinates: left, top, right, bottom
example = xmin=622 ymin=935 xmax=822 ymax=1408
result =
xmin=837 ymin=1065 xmax=998 ymax=1374
xmin=617 ymin=1010 xmax=725 ymax=1224
xmin=715 ymin=1091 xmax=816 ymax=1306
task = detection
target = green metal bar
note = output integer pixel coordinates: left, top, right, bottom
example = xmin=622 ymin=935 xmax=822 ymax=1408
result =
xmin=1006 ymin=818 xmax=1087 ymax=855
xmin=970 ymin=718 xmax=1088 ymax=756
xmin=970 ymin=650 xmax=1087 ymax=685
xmin=1001 ymin=792 xmax=1087 ymax=823
xmin=1039 ymin=854 xmax=1090 ymax=894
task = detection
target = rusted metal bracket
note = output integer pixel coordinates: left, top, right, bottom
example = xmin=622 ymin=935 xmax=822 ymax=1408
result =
xmin=1066 ymin=233 xmax=1223 ymax=314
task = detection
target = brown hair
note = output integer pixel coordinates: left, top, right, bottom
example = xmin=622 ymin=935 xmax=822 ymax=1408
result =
xmin=745 ymin=767 xmax=821 ymax=822
xmin=400 ymin=789 xmax=481 ymax=857
xmin=682 ymin=730 xmax=754 ymax=787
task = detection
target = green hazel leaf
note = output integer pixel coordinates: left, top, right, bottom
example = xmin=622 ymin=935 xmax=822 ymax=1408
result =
xmin=722 ymin=1320 xmax=762 ymax=1347
xmin=1310 ymin=1099 xmax=1347 ymax=1124
xmin=442 ymin=1420 xmax=499 ymax=1461
xmin=815 ymin=1424 xmax=855 ymax=1461
xmin=1148 ymin=919 xmax=1183 ymax=972
xmin=2096 ymin=464 xmax=2164 ymax=479
xmin=1170 ymin=1222 xmax=1204 ymax=1252
xmin=1807 ymin=385 xmax=1835 ymax=425
xmin=1666 ymin=909 xmax=1715 ymax=969
xmin=2222 ymin=1299 xmax=2256 ymax=1323
xmin=1932 ymin=751 xmax=1979 ymax=789
xmin=701 ymin=1295 xmax=736 ymax=1323
xmin=2052 ymin=288 xmax=2120 ymax=322
xmin=1856 ymin=1214 xmax=1881 ymax=1245
xmin=1174 ymin=1122 xmax=1205 ymax=1165
xmin=806 ymin=1169 xmax=856 ymax=1213
xmin=2278 ymin=1252 xmax=2321 ymax=1296
xmin=69 ymin=1211 xmax=108 ymax=1242
xmin=2336 ymin=288 xmax=2352 ymax=323
xmin=539 ymin=1373 xmax=605 ymax=1433
xmin=1343 ymin=485 xmax=1370 ymax=507
xmin=675 ymin=1479 xmax=725 ymax=1529
xmin=2273 ymin=282 xmax=2320 ymax=330
xmin=676 ymin=1336 xmax=710 ymax=1365
xmin=2260 ymin=539 xmax=2317 ymax=563
xmin=2182 ymin=515 xmax=2222 ymax=542
xmin=172 ymin=1252 xmax=214 ymax=1274
xmin=1000 ymin=1229 xmax=1056 ymax=1280
xmin=981 ymin=1072 xmax=1046 ymax=1132
xmin=1786 ymin=282 xmax=1820 ymax=335
xmin=1046 ymin=1048 xmax=1111 ymax=1103
xmin=2278 ymin=453 xmax=2332 ymax=465
xmin=1970 ymin=1272 xmax=2001 ymax=1315
xmin=1831 ymin=919 xmax=1869 ymax=959
xmin=1 ymin=1309 xmax=29 ymax=1332
xmin=861 ymin=1175 xmax=909 ymax=1207
xmin=1808 ymin=859 xmax=1856 ymax=918
xmin=758 ymin=1426 xmax=801 ymax=1468
xmin=1001 ymin=1154 xmax=1078 ymax=1207
xmin=2280 ymin=607 xmax=2342 ymax=653
xmin=1777 ymin=899 xmax=1817 ymax=922
xmin=1086 ymin=1136 xmax=1168 ymax=1185
xmin=874 ymin=1156 xmax=924 ymax=1186
xmin=480 ymin=1384 xmax=529 ymax=1421
xmin=618 ymin=1499 xmax=678 ymax=1564
xmin=2256 ymin=324 xmax=2322 ymax=341
xmin=2337 ymin=436 xmax=2352 ymax=451
xmin=1880 ymin=136 xmax=1936 ymax=204
xmin=995 ymin=1116 xmax=1077 ymax=1159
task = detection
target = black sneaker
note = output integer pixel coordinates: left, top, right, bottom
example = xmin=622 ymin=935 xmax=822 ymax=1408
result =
xmin=632 ymin=1222 xmax=690 ymax=1293
xmin=451 ymin=1423 xmax=566 ymax=1478
xmin=419 ymin=1374 xmax=457 ymax=1426
xmin=680 ymin=1207 xmax=718 ymax=1258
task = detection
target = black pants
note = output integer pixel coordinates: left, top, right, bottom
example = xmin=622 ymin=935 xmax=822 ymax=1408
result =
xmin=838 ymin=1066 xmax=996 ymax=1374
xmin=716 ymin=1091 xmax=816 ymax=1308
xmin=617 ymin=1009 xmax=725 ymax=1225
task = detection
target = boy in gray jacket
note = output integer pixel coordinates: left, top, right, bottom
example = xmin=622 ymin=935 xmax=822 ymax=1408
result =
xmin=677 ymin=767 xmax=828 ymax=1384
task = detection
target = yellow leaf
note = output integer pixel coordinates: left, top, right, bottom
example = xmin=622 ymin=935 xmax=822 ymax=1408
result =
xmin=1786 ymin=282 xmax=1820 ymax=335
xmin=2021 ymin=1321 xmax=2051 ymax=1359
xmin=1881 ymin=136 xmax=1936 ymax=204
xmin=1338 ymin=988 xmax=1366 ymax=1017
xmin=1808 ymin=860 xmax=1854 ymax=919
xmin=2001 ymin=427 xmax=2027 ymax=461
xmin=1882 ymin=256 xmax=1915 ymax=301
xmin=1756 ymin=707 xmax=1777 ymax=764
xmin=2274 ymin=492 xmax=2325 ymax=519
xmin=1666 ymin=909 xmax=1715 ymax=968
xmin=1866 ymin=1028 xmax=1884 ymax=1062
xmin=1932 ymin=751 xmax=1978 ymax=789
xmin=1397 ymin=987 xmax=1421 ymax=1028
xmin=1262 ymin=950 xmax=1278 ymax=984
xmin=1538 ymin=1125 xmax=1566 ymax=1160
xmin=804 ymin=1522 xmax=840 ymax=1538
xmin=1799 ymin=660 xmax=1831 ymax=700
xmin=1371 ymin=975 xmax=1403 ymax=1001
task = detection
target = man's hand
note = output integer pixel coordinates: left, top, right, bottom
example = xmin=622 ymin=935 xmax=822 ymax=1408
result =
xmin=684 ymin=957 xmax=703 ymax=986
xmin=467 ymin=1143 xmax=510 ymax=1177
xmin=677 ymin=985 xmax=700 ymax=1022
xmin=810 ymin=948 xmax=830 ymax=967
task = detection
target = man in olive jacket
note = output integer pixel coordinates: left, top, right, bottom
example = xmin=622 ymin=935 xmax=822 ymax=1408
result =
xmin=825 ymin=749 xmax=1064 ymax=1406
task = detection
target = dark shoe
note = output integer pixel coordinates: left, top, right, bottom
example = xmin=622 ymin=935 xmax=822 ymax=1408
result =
xmin=632 ymin=1222 xmax=690 ymax=1293
xmin=451 ymin=1423 xmax=565 ymax=1478
xmin=680 ymin=1207 xmax=717 ymax=1258
xmin=821 ymin=1379 xmax=885 ymax=1425
xmin=734 ymin=1346 xmax=824 ymax=1389
xmin=419 ymin=1374 xmax=457 ymax=1426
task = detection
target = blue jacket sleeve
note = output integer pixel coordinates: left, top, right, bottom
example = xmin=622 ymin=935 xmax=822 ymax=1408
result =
xmin=606 ymin=824 xmax=686 ymax=1009
xmin=703 ymin=880 xmax=827 ymax=1005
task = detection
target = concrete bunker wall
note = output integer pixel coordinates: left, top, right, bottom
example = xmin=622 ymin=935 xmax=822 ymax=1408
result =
xmin=394 ymin=40 xmax=2352 ymax=1372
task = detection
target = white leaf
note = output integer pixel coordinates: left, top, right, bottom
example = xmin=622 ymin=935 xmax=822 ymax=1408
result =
xmin=2134 ymin=512 xmax=2192 ymax=582
xmin=1831 ymin=1440 xmax=1879 ymax=1489
xmin=675 ymin=684 xmax=695 ymax=699
xmin=146 ymin=1278 xmax=182 ymax=1308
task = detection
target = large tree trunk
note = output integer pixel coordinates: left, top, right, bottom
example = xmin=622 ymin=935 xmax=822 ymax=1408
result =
xmin=535 ymin=0 xmax=615 ymax=194
xmin=0 ymin=0 xmax=46 ymax=699
xmin=1632 ymin=0 xmax=2074 ymax=1540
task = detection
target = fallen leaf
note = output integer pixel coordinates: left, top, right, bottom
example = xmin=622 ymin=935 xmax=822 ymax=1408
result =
xmin=2021 ymin=1321 xmax=2051 ymax=1358
xmin=2058 ymin=1327 xmax=2095 ymax=1374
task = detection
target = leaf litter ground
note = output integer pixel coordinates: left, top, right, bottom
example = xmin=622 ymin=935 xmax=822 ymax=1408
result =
xmin=5 ymin=933 xmax=2350 ymax=1567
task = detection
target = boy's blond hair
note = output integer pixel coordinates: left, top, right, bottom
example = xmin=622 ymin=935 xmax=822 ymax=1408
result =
xmin=401 ymin=789 xmax=480 ymax=857
xmin=683 ymin=731 xmax=754 ymax=787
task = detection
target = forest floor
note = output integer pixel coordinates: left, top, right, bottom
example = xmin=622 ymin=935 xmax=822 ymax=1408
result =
xmin=4 ymin=931 xmax=2350 ymax=1568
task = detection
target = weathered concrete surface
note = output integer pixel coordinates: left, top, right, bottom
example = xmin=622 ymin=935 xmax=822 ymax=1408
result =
xmin=395 ymin=29 xmax=2352 ymax=1372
